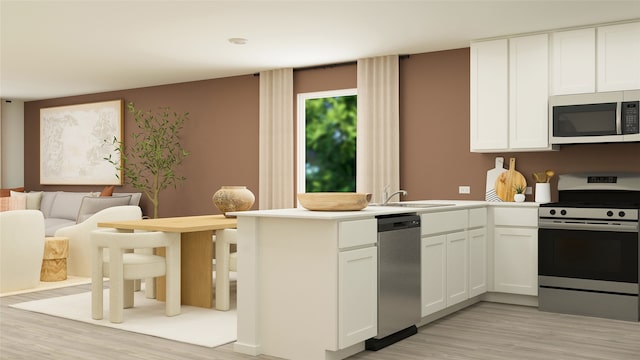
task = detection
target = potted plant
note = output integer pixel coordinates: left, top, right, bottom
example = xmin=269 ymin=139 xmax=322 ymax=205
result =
xmin=513 ymin=184 xmax=526 ymax=202
xmin=104 ymin=102 xmax=190 ymax=218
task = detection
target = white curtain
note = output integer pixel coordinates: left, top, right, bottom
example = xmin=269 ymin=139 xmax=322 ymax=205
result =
xmin=356 ymin=55 xmax=400 ymax=203
xmin=259 ymin=68 xmax=294 ymax=209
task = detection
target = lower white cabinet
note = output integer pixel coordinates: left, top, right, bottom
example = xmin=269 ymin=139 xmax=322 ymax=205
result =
xmin=338 ymin=246 xmax=378 ymax=348
xmin=421 ymin=209 xmax=473 ymax=317
xmin=446 ymin=231 xmax=468 ymax=306
xmin=493 ymin=227 xmax=538 ymax=296
xmin=421 ymin=234 xmax=446 ymax=316
xmin=468 ymin=227 xmax=488 ymax=297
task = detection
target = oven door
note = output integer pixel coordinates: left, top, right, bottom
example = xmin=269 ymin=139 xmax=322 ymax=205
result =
xmin=539 ymin=227 xmax=638 ymax=284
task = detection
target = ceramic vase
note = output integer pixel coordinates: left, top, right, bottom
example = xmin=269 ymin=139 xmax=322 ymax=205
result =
xmin=212 ymin=186 xmax=255 ymax=217
xmin=514 ymin=193 xmax=525 ymax=202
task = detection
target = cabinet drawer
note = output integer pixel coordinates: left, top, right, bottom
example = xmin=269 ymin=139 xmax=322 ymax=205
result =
xmin=493 ymin=207 xmax=538 ymax=227
xmin=339 ymin=219 xmax=377 ymax=249
xmin=421 ymin=210 xmax=468 ymax=235
xmin=468 ymin=208 xmax=487 ymax=228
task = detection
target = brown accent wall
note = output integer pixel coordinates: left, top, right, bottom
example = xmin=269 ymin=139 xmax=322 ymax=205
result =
xmin=24 ymin=49 xmax=640 ymax=216
xmin=400 ymin=49 xmax=640 ymax=203
xmin=25 ymin=75 xmax=260 ymax=217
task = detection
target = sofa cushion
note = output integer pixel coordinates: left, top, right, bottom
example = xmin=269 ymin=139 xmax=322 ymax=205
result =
xmin=49 ymin=192 xmax=97 ymax=221
xmin=0 ymin=196 xmax=26 ymax=212
xmin=10 ymin=191 xmax=42 ymax=210
xmin=114 ymin=192 xmax=142 ymax=206
xmin=76 ymin=195 xmax=132 ymax=223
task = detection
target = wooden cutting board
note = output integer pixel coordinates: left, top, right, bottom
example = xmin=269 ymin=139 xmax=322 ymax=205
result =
xmin=485 ymin=157 xmax=506 ymax=201
xmin=494 ymin=158 xmax=526 ymax=202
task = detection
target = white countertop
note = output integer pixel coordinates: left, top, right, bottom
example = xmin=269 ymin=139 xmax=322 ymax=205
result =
xmin=230 ymin=199 xmax=540 ymax=220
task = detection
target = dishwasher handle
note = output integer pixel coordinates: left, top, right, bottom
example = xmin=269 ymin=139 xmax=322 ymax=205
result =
xmin=377 ymin=215 xmax=421 ymax=232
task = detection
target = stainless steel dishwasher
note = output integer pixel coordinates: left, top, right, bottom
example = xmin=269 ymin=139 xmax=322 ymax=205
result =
xmin=366 ymin=213 xmax=421 ymax=351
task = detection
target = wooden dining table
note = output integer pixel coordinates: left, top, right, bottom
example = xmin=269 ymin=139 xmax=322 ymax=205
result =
xmin=98 ymin=214 xmax=237 ymax=308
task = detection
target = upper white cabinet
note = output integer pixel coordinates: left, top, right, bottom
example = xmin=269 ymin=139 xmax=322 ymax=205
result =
xmin=470 ymin=39 xmax=509 ymax=151
xmin=597 ymin=22 xmax=640 ymax=92
xmin=470 ymin=35 xmax=553 ymax=152
xmin=550 ymin=28 xmax=596 ymax=95
xmin=509 ymin=34 xmax=550 ymax=149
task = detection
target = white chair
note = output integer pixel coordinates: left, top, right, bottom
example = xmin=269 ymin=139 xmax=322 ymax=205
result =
xmin=0 ymin=210 xmax=45 ymax=293
xmin=56 ymin=205 xmax=143 ymax=277
xmin=215 ymin=228 xmax=237 ymax=311
xmin=91 ymin=228 xmax=181 ymax=323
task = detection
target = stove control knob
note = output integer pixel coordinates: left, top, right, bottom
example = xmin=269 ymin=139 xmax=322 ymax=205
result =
xmin=560 ymin=210 xmax=567 ymax=216
xmin=549 ymin=209 xmax=556 ymax=215
xmin=607 ymin=211 xmax=614 ymax=217
xmin=619 ymin=211 xmax=626 ymax=218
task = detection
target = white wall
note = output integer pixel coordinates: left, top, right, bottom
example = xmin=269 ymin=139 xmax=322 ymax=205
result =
xmin=0 ymin=100 xmax=25 ymax=188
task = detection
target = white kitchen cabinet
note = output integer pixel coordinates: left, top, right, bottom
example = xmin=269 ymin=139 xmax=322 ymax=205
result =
xmin=470 ymin=39 xmax=509 ymax=151
xmin=421 ymin=210 xmax=470 ymax=317
xmin=468 ymin=227 xmax=487 ymax=297
xmin=468 ymin=208 xmax=488 ymax=298
xmin=236 ymin=215 xmax=378 ymax=360
xmin=597 ymin=22 xmax=640 ymax=92
xmin=446 ymin=231 xmax=468 ymax=306
xmin=509 ymin=34 xmax=550 ymax=150
xmin=338 ymin=246 xmax=377 ymax=349
xmin=471 ymin=35 xmax=553 ymax=152
xmin=492 ymin=206 xmax=538 ymax=296
xmin=550 ymin=28 xmax=596 ymax=95
xmin=421 ymin=234 xmax=446 ymax=316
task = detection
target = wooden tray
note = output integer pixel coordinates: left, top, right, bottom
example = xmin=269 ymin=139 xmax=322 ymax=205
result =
xmin=297 ymin=193 xmax=372 ymax=211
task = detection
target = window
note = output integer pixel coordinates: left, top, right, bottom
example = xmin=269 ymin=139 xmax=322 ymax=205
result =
xmin=297 ymin=89 xmax=357 ymax=193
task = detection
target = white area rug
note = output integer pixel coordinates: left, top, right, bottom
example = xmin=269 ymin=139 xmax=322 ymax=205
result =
xmin=0 ymin=276 xmax=92 ymax=297
xmin=10 ymin=288 xmax=237 ymax=348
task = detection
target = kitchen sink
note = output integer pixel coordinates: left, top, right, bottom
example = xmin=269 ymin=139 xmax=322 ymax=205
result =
xmin=374 ymin=202 xmax=455 ymax=208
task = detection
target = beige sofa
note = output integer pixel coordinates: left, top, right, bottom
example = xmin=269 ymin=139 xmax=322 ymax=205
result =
xmin=0 ymin=210 xmax=45 ymax=292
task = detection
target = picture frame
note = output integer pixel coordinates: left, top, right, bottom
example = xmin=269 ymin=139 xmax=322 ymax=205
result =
xmin=40 ymin=99 xmax=124 ymax=185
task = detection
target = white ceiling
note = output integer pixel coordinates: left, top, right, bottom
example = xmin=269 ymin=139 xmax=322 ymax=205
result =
xmin=2 ymin=0 xmax=639 ymax=101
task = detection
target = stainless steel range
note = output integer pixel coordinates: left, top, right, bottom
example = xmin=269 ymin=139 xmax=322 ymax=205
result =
xmin=538 ymin=173 xmax=640 ymax=322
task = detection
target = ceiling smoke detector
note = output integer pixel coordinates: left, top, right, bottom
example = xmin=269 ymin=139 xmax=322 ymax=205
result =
xmin=228 ymin=38 xmax=248 ymax=45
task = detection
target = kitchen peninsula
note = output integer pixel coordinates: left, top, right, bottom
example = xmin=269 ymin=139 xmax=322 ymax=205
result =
xmin=231 ymin=201 xmax=539 ymax=360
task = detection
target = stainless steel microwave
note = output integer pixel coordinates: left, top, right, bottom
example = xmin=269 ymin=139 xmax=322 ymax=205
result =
xmin=549 ymin=90 xmax=640 ymax=144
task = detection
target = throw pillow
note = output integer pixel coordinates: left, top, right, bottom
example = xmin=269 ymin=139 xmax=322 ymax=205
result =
xmin=10 ymin=190 xmax=43 ymax=210
xmin=100 ymin=185 xmax=115 ymax=196
xmin=0 ymin=196 xmax=26 ymax=211
xmin=76 ymin=195 xmax=132 ymax=223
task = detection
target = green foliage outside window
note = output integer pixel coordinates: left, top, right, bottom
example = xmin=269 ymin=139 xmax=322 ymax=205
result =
xmin=305 ymin=95 xmax=357 ymax=192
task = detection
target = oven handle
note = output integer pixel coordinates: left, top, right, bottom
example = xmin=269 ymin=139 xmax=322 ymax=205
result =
xmin=539 ymin=219 xmax=639 ymax=232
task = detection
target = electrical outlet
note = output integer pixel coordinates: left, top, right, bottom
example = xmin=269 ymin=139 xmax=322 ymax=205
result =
xmin=525 ymin=186 xmax=533 ymax=195
xmin=458 ymin=186 xmax=471 ymax=194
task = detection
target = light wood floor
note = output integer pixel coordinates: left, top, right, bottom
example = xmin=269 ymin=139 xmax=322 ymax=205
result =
xmin=1 ymin=284 xmax=639 ymax=360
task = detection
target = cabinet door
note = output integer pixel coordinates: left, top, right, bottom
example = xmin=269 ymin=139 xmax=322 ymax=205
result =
xmin=550 ymin=28 xmax=596 ymax=95
xmin=421 ymin=234 xmax=446 ymax=317
xmin=470 ymin=39 xmax=509 ymax=151
xmin=494 ymin=227 xmax=538 ymax=296
xmin=338 ymin=246 xmax=377 ymax=349
xmin=468 ymin=227 xmax=487 ymax=297
xmin=509 ymin=34 xmax=550 ymax=150
xmin=446 ymin=231 xmax=468 ymax=306
xmin=598 ymin=22 xmax=640 ymax=92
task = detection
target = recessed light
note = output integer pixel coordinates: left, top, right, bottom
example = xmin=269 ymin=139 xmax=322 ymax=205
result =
xmin=228 ymin=38 xmax=248 ymax=45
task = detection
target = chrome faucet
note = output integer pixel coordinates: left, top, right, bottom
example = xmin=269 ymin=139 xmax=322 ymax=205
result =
xmin=382 ymin=189 xmax=407 ymax=204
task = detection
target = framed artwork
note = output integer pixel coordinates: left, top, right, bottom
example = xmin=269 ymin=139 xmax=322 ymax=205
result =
xmin=40 ymin=99 xmax=124 ymax=185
